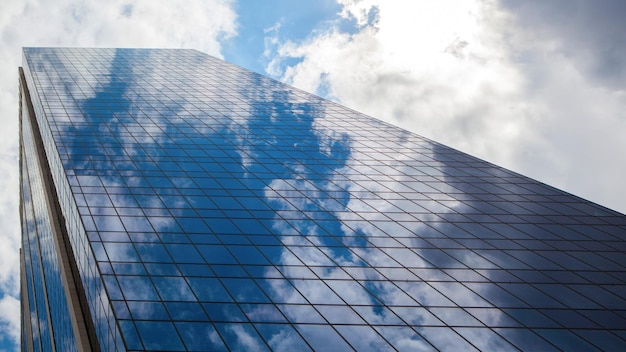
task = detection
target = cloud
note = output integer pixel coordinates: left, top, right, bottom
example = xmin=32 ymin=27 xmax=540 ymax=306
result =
xmin=0 ymin=0 xmax=238 ymax=349
xmin=500 ymin=0 xmax=626 ymax=90
xmin=0 ymin=295 xmax=20 ymax=349
xmin=265 ymin=0 xmax=626 ymax=214
xmin=3 ymin=0 xmax=237 ymax=53
xmin=0 ymin=154 xmax=19 ymax=296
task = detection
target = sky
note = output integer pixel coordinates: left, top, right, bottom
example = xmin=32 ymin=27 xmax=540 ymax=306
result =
xmin=0 ymin=0 xmax=625 ymax=350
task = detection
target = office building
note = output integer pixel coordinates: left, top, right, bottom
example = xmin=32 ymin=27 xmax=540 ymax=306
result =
xmin=20 ymin=47 xmax=626 ymax=351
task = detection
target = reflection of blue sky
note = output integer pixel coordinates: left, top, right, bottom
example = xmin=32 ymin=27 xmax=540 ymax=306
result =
xmin=223 ymin=0 xmax=348 ymax=75
xmin=234 ymin=77 xmax=447 ymax=349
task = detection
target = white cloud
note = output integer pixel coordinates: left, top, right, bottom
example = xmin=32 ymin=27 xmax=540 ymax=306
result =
xmin=0 ymin=0 xmax=238 ymax=349
xmin=0 ymin=295 xmax=20 ymax=349
xmin=3 ymin=0 xmax=237 ymax=54
xmin=266 ymin=0 xmax=626 ymax=214
xmin=0 ymin=153 xmax=19 ymax=296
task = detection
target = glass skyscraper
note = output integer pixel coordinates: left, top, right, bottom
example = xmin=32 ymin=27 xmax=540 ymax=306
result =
xmin=19 ymin=47 xmax=626 ymax=351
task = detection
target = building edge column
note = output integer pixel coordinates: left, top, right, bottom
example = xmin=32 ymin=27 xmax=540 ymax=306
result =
xmin=19 ymin=67 xmax=100 ymax=352
xmin=20 ymin=249 xmax=35 ymax=352
xmin=19 ymin=88 xmax=35 ymax=352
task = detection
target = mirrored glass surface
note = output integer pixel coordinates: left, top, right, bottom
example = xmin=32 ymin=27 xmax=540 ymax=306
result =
xmin=22 ymin=47 xmax=626 ymax=351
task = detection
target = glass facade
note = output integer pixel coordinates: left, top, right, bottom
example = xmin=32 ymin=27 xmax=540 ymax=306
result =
xmin=20 ymin=47 xmax=626 ymax=351
xmin=20 ymin=73 xmax=78 ymax=352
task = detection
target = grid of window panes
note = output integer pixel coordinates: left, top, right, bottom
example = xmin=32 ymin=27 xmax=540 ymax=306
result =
xmin=23 ymin=47 xmax=626 ymax=351
xmin=22 ymin=50 xmax=125 ymax=352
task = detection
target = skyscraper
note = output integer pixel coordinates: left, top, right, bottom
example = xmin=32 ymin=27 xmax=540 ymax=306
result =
xmin=19 ymin=47 xmax=626 ymax=351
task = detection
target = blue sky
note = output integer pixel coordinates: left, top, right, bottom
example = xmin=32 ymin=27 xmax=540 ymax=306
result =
xmin=1 ymin=0 xmax=625 ymax=350
xmin=223 ymin=0 xmax=346 ymax=74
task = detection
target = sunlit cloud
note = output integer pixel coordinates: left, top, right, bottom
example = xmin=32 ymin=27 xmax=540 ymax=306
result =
xmin=265 ymin=0 xmax=626 ymax=214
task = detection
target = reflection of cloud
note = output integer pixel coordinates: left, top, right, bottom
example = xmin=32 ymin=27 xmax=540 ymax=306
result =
xmin=224 ymin=324 xmax=266 ymax=352
xmin=264 ymin=326 xmax=309 ymax=352
xmin=251 ymin=102 xmax=446 ymax=349
xmin=370 ymin=326 xmax=433 ymax=351
xmin=251 ymin=92 xmax=519 ymax=350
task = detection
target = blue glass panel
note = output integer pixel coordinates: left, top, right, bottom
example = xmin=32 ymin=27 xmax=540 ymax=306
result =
xmin=135 ymin=321 xmax=185 ymax=351
xmin=120 ymin=216 xmax=153 ymax=232
xmin=127 ymin=301 xmax=169 ymax=320
xmin=214 ymin=323 xmax=270 ymax=351
xmin=455 ymin=327 xmax=519 ymax=351
xmin=152 ymin=276 xmax=196 ymax=301
xmin=504 ymin=309 xmax=560 ymax=328
xmin=117 ymin=276 xmax=159 ymax=300
xmin=221 ymin=278 xmax=270 ymax=303
xmin=574 ymin=330 xmax=626 ymax=351
xmin=255 ymin=324 xmax=312 ymax=351
xmin=240 ymin=304 xmax=286 ymax=323
xmin=197 ymin=245 xmax=238 ymax=264
xmin=144 ymin=263 xmax=180 ymax=276
xmin=175 ymin=322 xmax=228 ymax=351
xmin=277 ymin=304 xmax=325 ymax=324
xmin=203 ymin=303 xmax=247 ymax=323
xmin=93 ymin=216 xmax=126 ymax=232
xmin=535 ymin=329 xmax=601 ymax=352
xmin=103 ymin=242 xmax=140 ymax=262
xmin=166 ymin=244 xmax=205 ymax=263
xmin=419 ymin=327 xmax=479 ymax=351
xmin=118 ymin=320 xmax=143 ymax=350
xmin=187 ymin=277 xmax=232 ymax=302
xmin=296 ymin=325 xmax=354 ymax=351
xmin=135 ymin=243 xmax=172 ymax=263
xmin=229 ymin=245 xmax=270 ymax=265
xmin=165 ymin=302 xmax=207 ymax=321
